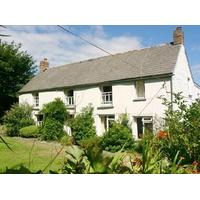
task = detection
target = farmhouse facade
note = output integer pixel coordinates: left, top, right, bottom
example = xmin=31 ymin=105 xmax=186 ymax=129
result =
xmin=18 ymin=27 xmax=200 ymax=139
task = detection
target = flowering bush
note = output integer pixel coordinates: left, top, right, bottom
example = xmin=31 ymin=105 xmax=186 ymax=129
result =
xmin=160 ymin=93 xmax=200 ymax=165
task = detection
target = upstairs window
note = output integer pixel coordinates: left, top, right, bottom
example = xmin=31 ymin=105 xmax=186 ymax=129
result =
xmin=33 ymin=93 xmax=39 ymax=107
xmin=101 ymin=86 xmax=112 ymax=104
xmin=135 ymin=80 xmax=145 ymax=99
xmin=65 ymin=90 xmax=74 ymax=106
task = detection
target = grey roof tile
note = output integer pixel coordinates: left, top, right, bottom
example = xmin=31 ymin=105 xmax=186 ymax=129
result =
xmin=19 ymin=44 xmax=181 ymax=93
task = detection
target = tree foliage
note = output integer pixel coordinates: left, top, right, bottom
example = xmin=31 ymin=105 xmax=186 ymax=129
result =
xmin=0 ymin=40 xmax=36 ymax=119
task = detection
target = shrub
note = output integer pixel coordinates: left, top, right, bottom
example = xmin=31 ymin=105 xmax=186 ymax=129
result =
xmin=70 ymin=106 xmax=96 ymax=143
xmin=101 ymin=122 xmax=135 ymax=153
xmin=60 ymin=135 xmax=74 ymax=146
xmin=79 ymin=136 xmax=102 ymax=150
xmin=19 ymin=125 xmax=39 ymax=138
xmin=159 ymin=93 xmax=200 ymax=164
xmin=40 ymin=98 xmax=68 ymax=124
xmin=39 ymin=118 xmax=64 ymax=141
xmin=3 ymin=103 xmax=34 ymax=136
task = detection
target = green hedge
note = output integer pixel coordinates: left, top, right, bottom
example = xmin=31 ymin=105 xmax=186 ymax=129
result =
xmin=19 ymin=125 xmax=39 ymax=138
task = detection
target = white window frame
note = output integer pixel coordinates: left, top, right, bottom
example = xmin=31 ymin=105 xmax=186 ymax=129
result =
xmin=101 ymin=85 xmax=113 ymax=105
xmin=135 ymin=80 xmax=145 ymax=99
xmin=65 ymin=90 xmax=74 ymax=106
xmin=33 ymin=93 xmax=39 ymax=107
xmin=106 ymin=115 xmax=115 ymax=130
xmin=136 ymin=116 xmax=153 ymax=138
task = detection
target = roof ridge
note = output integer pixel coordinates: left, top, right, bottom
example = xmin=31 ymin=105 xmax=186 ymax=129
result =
xmin=48 ymin=43 xmax=174 ymax=71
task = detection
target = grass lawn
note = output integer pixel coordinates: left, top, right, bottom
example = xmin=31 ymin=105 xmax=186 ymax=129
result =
xmin=0 ymin=136 xmax=66 ymax=173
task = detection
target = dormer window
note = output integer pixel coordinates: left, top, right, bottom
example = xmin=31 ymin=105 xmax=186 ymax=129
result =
xmin=33 ymin=93 xmax=39 ymax=107
xmin=135 ymin=80 xmax=145 ymax=99
xmin=65 ymin=90 xmax=74 ymax=106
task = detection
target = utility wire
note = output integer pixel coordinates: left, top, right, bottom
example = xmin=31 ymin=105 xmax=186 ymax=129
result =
xmin=57 ymin=25 xmax=142 ymax=72
xmin=56 ymin=25 xmax=175 ymax=83
xmin=56 ymin=26 xmax=176 ymax=114
xmin=138 ymin=82 xmax=166 ymax=116
xmin=57 ymin=25 xmax=113 ymax=56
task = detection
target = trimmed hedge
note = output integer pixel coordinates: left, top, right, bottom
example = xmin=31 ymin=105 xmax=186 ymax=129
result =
xmin=19 ymin=125 xmax=39 ymax=138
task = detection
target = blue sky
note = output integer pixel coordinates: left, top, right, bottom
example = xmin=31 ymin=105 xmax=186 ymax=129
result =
xmin=3 ymin=25 xmax=200 ymax=84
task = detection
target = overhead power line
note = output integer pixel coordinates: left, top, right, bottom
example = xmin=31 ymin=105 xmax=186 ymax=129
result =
xmin=57 ymin=25 xmax=113 ymax=56
xmin=56 ymin=25 xmax=174 ymax=114
xmin=57 ymin=25 xmax=143 ymax=72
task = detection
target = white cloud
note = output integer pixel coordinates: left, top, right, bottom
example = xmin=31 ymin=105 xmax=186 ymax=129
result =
xmin=191 ymin=64 xmax=200 ymax=82
xmin=3 ymin=25 xmax=143 ymax=68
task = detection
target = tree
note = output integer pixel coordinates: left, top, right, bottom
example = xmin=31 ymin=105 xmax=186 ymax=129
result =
xmin=0 ymin=40 xmax=36 ymax=120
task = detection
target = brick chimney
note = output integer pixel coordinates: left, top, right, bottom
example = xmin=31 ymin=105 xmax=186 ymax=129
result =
xmin=173 ymin=27 xmax=184 ymax=45
xmin=40 ymin=58 xmax=49 ymax=72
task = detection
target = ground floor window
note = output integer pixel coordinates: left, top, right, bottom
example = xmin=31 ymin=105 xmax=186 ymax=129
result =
xmin=100 ymin=115 xmax=115 ymax=132
xmin=136 ymin=116 xmax=153 ymax=138
xmin=36 ymin=114 xmax=43 ymax=125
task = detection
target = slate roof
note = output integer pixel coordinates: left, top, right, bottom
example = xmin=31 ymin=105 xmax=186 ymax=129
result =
xmin=19 ymin=44 xmax=181 ymax=93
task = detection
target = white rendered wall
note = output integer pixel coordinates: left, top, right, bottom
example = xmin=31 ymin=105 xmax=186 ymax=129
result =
xmin=19 ymin=77 xmax=171 ymax=138
xmin=172 ymin=45 xmax=200 ymax=105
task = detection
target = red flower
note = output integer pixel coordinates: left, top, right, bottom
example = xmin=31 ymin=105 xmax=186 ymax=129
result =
xmin=156 ymin=130 xmax=168 ymax=139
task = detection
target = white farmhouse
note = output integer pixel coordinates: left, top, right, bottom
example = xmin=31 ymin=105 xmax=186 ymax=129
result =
xmin=18 ymin=27 xmax=200 ymax=139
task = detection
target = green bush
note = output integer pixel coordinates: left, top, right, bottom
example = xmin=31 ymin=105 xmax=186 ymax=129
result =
xmin=101 ymin=122 xmax=135 ymax=153
xmin=19 ymin=125 xmax=39 ymax=138
xmin=79 ymin=136 xmax=102 ymax=150
xmin=70 ymin=106 xmax=96 ymax=142
xmin=39 ymin=118 xmax=64 ymax=141
xmin=40 ymin=98 xmax=68 ymax=124
xmin=159 ymin=93 xmax=200 ymax=164
xmin=60 ymin=135 xmax=74 ymax=146
xmin=3 ymin=103 xmax=34 ymax=136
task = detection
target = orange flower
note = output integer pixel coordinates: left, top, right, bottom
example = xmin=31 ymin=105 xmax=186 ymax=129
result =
xmin=156 ymin=130 xmax=168 ymax=139
xmin=192 ymin=170 xmax=198 ymax=174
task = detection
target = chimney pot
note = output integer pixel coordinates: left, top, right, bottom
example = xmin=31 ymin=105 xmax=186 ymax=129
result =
xmin=40 ymin=58 xmax=49 ymax=72
xmin=173 ymin=26 xmax=184 ymax=45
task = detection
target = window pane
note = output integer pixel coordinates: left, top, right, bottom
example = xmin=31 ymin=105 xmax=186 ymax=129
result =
xmin=136 ymin=80 xmax=145 ymax=98
xmin=103 ymin=86 xmax=112 ymax=92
